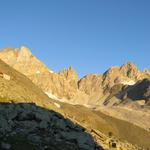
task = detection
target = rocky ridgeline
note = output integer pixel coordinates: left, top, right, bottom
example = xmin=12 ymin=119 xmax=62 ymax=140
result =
xmin=0 ymin=48 xmax=149 ymax=150
xmin=0 ymin=103 xmax=103 ymax=150
xmin=0 ymin=47 xmax=149 ymax=106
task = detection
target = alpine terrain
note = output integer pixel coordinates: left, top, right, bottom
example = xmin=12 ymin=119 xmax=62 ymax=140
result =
xmin=0 ymin=47 xmax=149 ymax=150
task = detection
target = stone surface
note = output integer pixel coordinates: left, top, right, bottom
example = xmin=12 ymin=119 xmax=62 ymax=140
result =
xmin=1 ymin=142 xmax=11 ymax=149
xmin=0 ymin=47 xmax=149 ymax=107
xmin=0 ymin=103 xmax=103 ymax=150
xmin=0 ymin=47 xmax=149 ymax=150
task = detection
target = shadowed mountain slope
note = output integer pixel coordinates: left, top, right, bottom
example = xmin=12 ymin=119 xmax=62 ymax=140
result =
xmin=0 ymin=58 xmax=148 ymax=149
xmin=0 ymin=102 xmax=104 ymax=150
xmin=0 ymin=59 xmax=105 ymax=149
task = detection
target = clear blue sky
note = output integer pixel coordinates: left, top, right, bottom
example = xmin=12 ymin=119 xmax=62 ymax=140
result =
xmin=0 ymin=0 xmax=149 ymax=77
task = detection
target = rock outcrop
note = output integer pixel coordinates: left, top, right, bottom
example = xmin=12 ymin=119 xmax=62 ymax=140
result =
xmin=0 ymin=59 xmax=52 ymax=106
xmin=0 ymin=58 xmax=105 ymax=150
xmin=0 ymin=47 xmax=149 ymax=107
xmin=0 ymin=103 xmax=102 ymax=150
xmin=0 ymin=47 xmax=89 ymax=104
xmin=0 ymin=48 xmax=149 ymax=150
xmin=78 ymin=62 xmax=150 ymax=106
xmin=1 ymin=102 xmax=146 ymax=150
xmin=120 ymin=78 xmax=150 ymax=106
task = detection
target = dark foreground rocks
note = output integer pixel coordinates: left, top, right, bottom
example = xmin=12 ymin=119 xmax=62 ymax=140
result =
xmin=0 ymin=103 xmax=103 ymax=150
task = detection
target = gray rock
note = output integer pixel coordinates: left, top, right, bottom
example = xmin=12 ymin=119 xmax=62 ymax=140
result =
xmin=0 ymin=117 xmax=7 ymax=128
xmin=19 ymin=120 xmax=38 ymax=128
xmin=60 ymin=131 xmax=94 ymax=149
xmin=77 ymin=132 xmax=94 ymax=149
xmin=6 ymin=110 xmax=18 ymax=120
xmin=0 ymin=117 xmax=11 ymax=133
xmin=56 ymin=119 xmax=66 ymax=130
xmin=35 ymin=111 xmax=50 ymax=122
xmin=21 ymin=103 xmax=36 ymax=111
xmin=39 ymin=120 xmax=48 ymax=129
xmin=27 ymin=134 xmax=41 ymax=144
xmin=18 ymin=110 xmax=32 ymax=120
xmin=1 ymin=142 xmax=11 ymax=149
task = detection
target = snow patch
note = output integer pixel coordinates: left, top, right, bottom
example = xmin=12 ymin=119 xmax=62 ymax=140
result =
xmin=36 ymin=70 xmax=40 ymax=74
xmin=4 ymin=74 xmax=11 ymax=80
xmin=83 ymin=104 xmax=91 ymax=108
xmin=45 ymin=92 xmax=98 ymax=107
xmin=49 ymin=70 xmax=54 ymax=73
xmin=45 ymin=92 xmax=60 ymax=101
xmin=121 ymin=80 xmax=136 ymax=85
xmin=54 ymin=102 xmax=61 ymax=108
xmin=45 ymin=92 xmax=77 ymax=105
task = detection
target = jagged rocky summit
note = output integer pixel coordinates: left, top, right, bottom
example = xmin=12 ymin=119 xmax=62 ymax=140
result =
xmin=0 ymin=47 xmax=149 ymax=107
xmin=0 ymin=47 xmax=150 ymax=150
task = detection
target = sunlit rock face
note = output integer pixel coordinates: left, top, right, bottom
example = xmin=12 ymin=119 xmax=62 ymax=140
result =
xmin=0 ymin=47 xmax=50 ymax=76
xmin=0 ymin=47 xmax=149 ymax=106
xmin=16 ymin=46 xmax=32 ymax=62
xmin=0 ymin=47 xmax=150 ymax=150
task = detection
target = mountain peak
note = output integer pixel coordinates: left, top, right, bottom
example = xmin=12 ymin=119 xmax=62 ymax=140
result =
xmin=17 ymin=46 xmax=32 ymax=62
xmin=68 ymin=66 xmax=76 ymax=72
xmin=19 ymin=46 xmax=32 ymax=56
xmin=120 ymin=62 xmax=139 ymax=78
xmin=59 ymin=66 xmax=78 ymax=81
xmin=121 ymin=61 xmax=137 ymax=70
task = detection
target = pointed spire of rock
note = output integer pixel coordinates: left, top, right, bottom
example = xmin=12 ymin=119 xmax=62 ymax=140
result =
xmin=17 ymin=46 xmax=32 ymax=62
xmin=59 ymin=66 xmax=78 ymax=81
xmin=121 ymin=61 xmax=137 ymax=70
xmin=19 ymin=46 xmax=32 ymax=57
xmin=120 ymin=61 xmax=139 ymax=78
